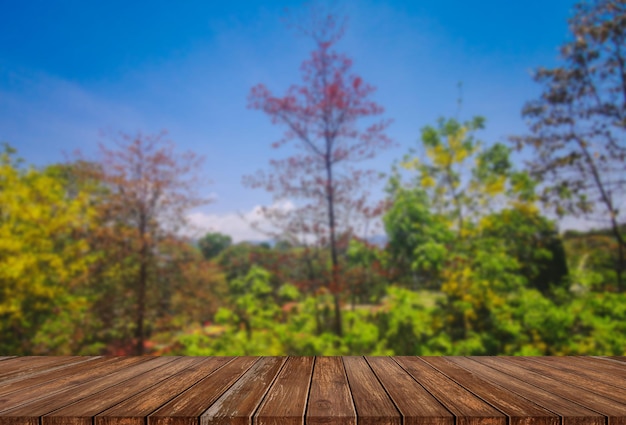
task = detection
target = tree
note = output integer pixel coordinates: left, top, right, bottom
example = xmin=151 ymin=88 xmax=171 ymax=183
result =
xmin=0 ymin=145 xmax=99 ymax=354
xmin=85 ymin=130 xmax=208 ymax=354
xmin=245 ymin=12 xmax=392 ymax=336
xmin=384 ymin=117 xmax=509 ymax=284
xmin=198 ymin=232 xmax=232 ymax=260
xmin=383 ymin=184 xmax=454 ymax=289
xmin=386 ymin=117 xmax=569 ymax=354
xmin=345 ymin=238 xmax=389 ymax=306
xmin=512 ymin=0 xmax=626 ymax=289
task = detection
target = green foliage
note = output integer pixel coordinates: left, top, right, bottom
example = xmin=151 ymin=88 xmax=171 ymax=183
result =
xmin=479 ymin=208 xmax=569 ymax=294
xmin=380 ymin=115 xmax=617 ymax=356
xmin=375 ymin=287 xmax=441 ymax=354
xmin=344 ymin=239 xmax=389 ymax=304
xmin=384 ymin=184 xmax=453 ymax=286
xmin=564 ymin=230 xmax=622 ymax=292
xmin=217 ymin=242 xmax=264 ymax=281
xmin=3 ymin=49 xmax=625 ymax=357
xmin=198 ymin=232 xmax=232 ymax=260
xmin=0 ymin=148 xmax=99 ymax=354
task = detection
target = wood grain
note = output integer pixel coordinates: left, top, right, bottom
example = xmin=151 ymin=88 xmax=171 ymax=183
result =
xmin=528 ymin=356 xmax=626 ymax=389
xmin=43 ymin=357 xmax=200 ymax=425
xmin=254 ymin=356 xmax=314 ymax=425
xmin=447 ymin=357 xmax=605 ymax=425
xmin=343 ymin=356 xmax=400 ymax=425
xmin=0 ymin=357 xmax=172 ymax=425
xmin=395 ymin=356 xmax=505 ymax=425
xmin=0 ymin=356 xmax=98 ymax=383
xmin=306 ymin=356 xmax=356 ymax=425
xmin=562 ymin=356 xmax=626 ymax=380
xmin=367 ymin=356 xmax=453 ymax=425
xmin=200 ymin=357 xmax=285 ymax=425
xmin=0 ymin=357 xmax=101 ymax=395
xmin=0 ymin=357 xmax=146 ymax=413
xmin=473 ymin=356 xmax=626 ymax=425
xmin=0 ymin=356 xmax=623 ymax=425
xmin=505 ymin=356 xmax=626 ymax=402
xmin=148 ymin=356 xmax=258 ymax=425
xmin=96 ymin=357 xmax=233 ymax=425
xmin=421 ymin=357 xmax=559 ymax=425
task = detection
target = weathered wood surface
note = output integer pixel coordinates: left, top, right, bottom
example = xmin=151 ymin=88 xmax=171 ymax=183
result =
xmin=0 ymin=357 xmax=624 ymax=425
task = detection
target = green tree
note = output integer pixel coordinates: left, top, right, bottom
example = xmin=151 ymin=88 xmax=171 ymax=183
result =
xmin=345 ymin=238 xmax=388 ymax=305
xmin=384 ymin=184 xmax=453 ymax=289
xmin=217 ymin=242 xmax=268 ymax=281
xmin=479 ymin=208 xmax=569 ymax=295
xmin=386 ymin=117 xmax=568 ymax=354
xmin=198 ymin=232 xmax=232 ymax=260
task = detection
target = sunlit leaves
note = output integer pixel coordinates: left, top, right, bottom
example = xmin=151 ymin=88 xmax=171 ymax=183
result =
xmin=0 ymin=147 xmax=98 ymax=354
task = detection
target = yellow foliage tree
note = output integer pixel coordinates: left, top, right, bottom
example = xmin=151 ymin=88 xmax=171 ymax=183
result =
xmin=0 ymin=145 xmax=98 ymax=354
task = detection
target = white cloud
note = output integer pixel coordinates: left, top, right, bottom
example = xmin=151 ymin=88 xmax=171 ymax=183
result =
xmin=183 ymin=200 xmax=296 ymax=243
xmin=183 ymin=197 xmax=388 ymax=246
xmin=185 ymin=209 xmax=265 ymax=243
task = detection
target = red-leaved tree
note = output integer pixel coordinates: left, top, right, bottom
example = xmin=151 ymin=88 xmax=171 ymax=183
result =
xmin=244 ymin=13 xmax=392 ymax=336
xmin=88 ymin=131 xmax=209 ymax=354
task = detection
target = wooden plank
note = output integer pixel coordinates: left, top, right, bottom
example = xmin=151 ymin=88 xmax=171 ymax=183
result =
xmin=506 ymin=356 xmax=626 ymax=402
xmin=592 ymin=356 xmax=626 ymax=364
xmin=421 ymin=357 xmax=559 ymax=425
xmin=0 ymin=356 xmax=623 ymax=425
xmin=253 ymin=356 xmax=314 ymax=425
xmin=367 ymin=356 xmax=453 ymax=425
xmin=42 ymin=357 xmax=202 ymax=425
xmin=306 ymin=356 xmax=356 ymax=425
xmin=0 ymin=356 xmax=95 ymax=382
xmin=148 ymin=356 xmax=259 ymax=425
xmin=96 ymin=357 xmax=233 ymax=425
xmin=0 ymin=357 xmax=109 ymax=396
xmin=343 ymin=356 xmax=401 ymax=425
xmin=200 ymin=357 xmax=285 ymax=425
xmin=395 ymin=357 xmax=505 ymax=425
xmin=0 ymin=357 xmax=57 ymax=379
xmin=0 ymin=358 xmax=16 ymax=362
xmin=0 ymin=356 xmax=145 ymax=413
xmin=528 ymin=357 xmax=626 ymax=390
xmin=446 ymin=357 xmax=605 ymax=425
xmin=0 ymin=357 xmax=175 ymax=425
xmin=0 ymin=357 xmax=99 ymax=384
xmin=576 ymin=356 xmax=626 ymax=373
xmin=474 ymin=357 xmax=626 ymax=421
xmin=561 ymin=356 xmax=626 ymax=380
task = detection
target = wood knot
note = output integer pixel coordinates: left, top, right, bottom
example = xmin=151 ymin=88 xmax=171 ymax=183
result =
xmin=315 ymin=399 xmax=332 ymax=409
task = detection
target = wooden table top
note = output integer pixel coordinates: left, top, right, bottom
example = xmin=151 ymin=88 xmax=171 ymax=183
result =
xmin=0 ymin=356 xmax=624 ymax=425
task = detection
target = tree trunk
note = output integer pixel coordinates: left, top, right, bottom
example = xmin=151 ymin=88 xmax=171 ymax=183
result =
xmin=325 ymin=157 xmax=343 ymax=337
xmin=135 ymin=214 xmax=148 ymax=356
xmin=577 ymin=136 xmax=625 ymax=290
xmin=135 ymin=253 xmax=147 ymax=355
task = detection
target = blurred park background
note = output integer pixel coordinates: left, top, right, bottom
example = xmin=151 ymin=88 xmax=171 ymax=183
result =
xmin=1 ymin=0 xmax=625 ymax=355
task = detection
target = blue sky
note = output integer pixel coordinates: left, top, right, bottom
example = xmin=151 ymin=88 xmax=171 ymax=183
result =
xmin=1 ymin=0 xmax=580 ymax=241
